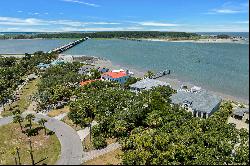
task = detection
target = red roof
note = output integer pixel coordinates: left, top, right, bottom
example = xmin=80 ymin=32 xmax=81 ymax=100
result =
xmin=80 ymin=79 xmax=100 ymax=86
xmin=102 ymin=71 xmax=127 ymax=78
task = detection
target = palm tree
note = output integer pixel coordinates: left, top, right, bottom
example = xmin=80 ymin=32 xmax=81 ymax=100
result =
xmin=25 ymin=114 xmax=35 ymax=130
xmin=27 ymin=137 xmax=35 ymax=165
xmin=12 ymin=109 xmax=21 ymax=116
xmin=38 ymin=118 xmax=48 ymax=135
xmin=13 ymin=114 xmax=24 ymax=131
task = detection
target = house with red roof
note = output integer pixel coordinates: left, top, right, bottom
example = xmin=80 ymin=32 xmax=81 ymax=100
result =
xmin=101 ymin=69 xmax=130 ymax=84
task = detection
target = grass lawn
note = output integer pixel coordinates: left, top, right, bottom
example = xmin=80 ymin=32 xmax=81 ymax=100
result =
xmin=47 ymin=106 xmax=70 ymax=117
xmin=2 ymin=78 xmax=40 ymax=117
xmin=61 ymin=116 xmax=83 ymax=131
xmin=0 ymin=123 xmax=61 ymax=165
xmin=83 ymin=148 xmax=123 ymax=165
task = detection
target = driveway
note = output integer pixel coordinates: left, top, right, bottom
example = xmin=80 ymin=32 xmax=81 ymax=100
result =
xmin=0 ymin=114 xmax=83 ymax=165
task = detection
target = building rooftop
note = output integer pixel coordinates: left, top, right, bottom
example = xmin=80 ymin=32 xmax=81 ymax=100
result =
xmin=98 ymin=67 xmax=109 ymax=73
xmin=50 ymin=59 xmax=65 ymax=65
xmin=78 ymin=65 xmax=95 ymax=74
xmin=102 ymin=71 xmax=127 ymax=78
xmin=37 ymin=63 xmax=50 ymax=68
xmin=130 ymin=78 xmax=171 ymax=91
xmin=80 ymin=79 xmax=100 ymax=86
xmin=170 ymin=90 xmax=222 ymax=114
xmin=233 ymin=108 xmax=249 ymax=117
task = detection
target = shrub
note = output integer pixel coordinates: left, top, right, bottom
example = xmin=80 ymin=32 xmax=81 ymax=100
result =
xmin=93 ymin=136 xmax=107 ymax=149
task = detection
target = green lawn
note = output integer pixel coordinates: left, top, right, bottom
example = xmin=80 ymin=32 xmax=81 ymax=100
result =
xmin=0 ymin=123 xmax=61 ymax=165
xmin=2 ymin=78 xmax=40 ymax=117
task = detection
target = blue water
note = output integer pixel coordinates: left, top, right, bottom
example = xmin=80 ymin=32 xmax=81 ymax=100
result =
xmin=64 ymin=39 xmax=249 ymax=100
xmin=0 ymin=39 xmax=75 ymax=54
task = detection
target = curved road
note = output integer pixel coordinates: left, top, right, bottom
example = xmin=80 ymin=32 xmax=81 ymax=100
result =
xmin=0 ymin=114 xmax=83 ymax=165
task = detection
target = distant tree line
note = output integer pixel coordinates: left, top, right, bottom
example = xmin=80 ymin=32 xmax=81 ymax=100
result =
xmin=0 ymin=31 xmax=201 ymax=39
xmin=216 ymin=34 xmax=231 ymax=39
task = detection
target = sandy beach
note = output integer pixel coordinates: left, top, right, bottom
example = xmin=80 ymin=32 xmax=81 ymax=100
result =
xmin=141 ymin=38 xmax=249 ymax=44
xmin=0 ymin=54 xmax=27 ymax=58
xmin=92 ymin=58 xmax=249 ymax=105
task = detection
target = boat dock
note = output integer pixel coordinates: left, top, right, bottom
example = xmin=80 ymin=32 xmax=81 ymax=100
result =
xmin=49 ymin=37 xmax=89 ymax=54
xmin=152 ymin=69 xmax=171 ymax=79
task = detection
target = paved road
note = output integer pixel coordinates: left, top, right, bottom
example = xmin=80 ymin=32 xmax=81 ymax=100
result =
xmin=0 ymin=114 xmax=83 ymax=165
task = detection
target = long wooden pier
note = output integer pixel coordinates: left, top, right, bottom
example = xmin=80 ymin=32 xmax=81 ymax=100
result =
xmin=49 ymin=37 xmax=89 ymax=54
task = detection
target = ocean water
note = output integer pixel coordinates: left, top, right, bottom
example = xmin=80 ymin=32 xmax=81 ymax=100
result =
xmin=0 ymin=38 xmax=248 ymax=100
xmin=0 ymin=39 xmax=75 ymax=54
xmin=64 ymin=39 xmax=249 ymax=100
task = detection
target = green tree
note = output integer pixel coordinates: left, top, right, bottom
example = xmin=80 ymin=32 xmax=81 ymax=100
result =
xmin=13 ymin=114 xmax=24 ymax=131
xmin=25 ymin=114 xmax=35 ymax=130
xmin=38 ymin=118 xmax=48 ymax=135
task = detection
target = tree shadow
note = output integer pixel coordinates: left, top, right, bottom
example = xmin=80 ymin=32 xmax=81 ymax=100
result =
xmin=35 ymin=157 xmax=48 ymax=165
xmin=24 ymin=127 xmax=43 ymax=136
xmin=47 ymin=130 xmax=55 ymax=136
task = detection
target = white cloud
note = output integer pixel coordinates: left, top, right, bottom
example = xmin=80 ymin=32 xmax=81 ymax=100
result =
xmin=62 ymin=0 xmax=100 ymax=7
xmin=0 ymin=16 xmax=121 ymax=27
xmin=17 ymin=11 xmax=23 ymax=13
xmin=0 ymin=17 xmax=46 ymax=26
xmin=133 ymin=21 xmax=179 ymax=27
xmin=0 ymin=16 xmax=248 ymax=32
xmin=90 ymin=22 xmax=121 ymax=25
xmin=205 ymin=1 xmax=249 ymax=14
xmin=212 ymin=9 xmax=242 ymax=14
xmin=235 ymin=21 xmax=249 ymax=24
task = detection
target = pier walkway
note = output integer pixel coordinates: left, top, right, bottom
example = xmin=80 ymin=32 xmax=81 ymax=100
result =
xmin=152 ymin=69 xmax=171 ymax=79
xmin=49 ymin=37 xmax=89 ymax=54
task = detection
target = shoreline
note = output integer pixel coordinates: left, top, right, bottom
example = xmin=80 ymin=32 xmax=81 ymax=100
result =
xmin=1 ymin=38 xmax=249 ymax=44
xmin=92 ymin=57 xmax=249 ymax=105
xmin=0 ymin=54 xmax=27 ymax=58
xmin=140 ymin=38 xmax=249 ymax=44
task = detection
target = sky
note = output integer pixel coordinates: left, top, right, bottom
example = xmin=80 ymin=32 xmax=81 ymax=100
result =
xmin=0 ymin=0 xmax=249 ymax=32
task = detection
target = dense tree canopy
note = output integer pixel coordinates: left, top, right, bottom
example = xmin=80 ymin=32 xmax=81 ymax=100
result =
xmin=67 ymin=81 xmax=249 ymax=165
xmin=0 ymin=31 xmax=200 ymax=39
xmin=0 ymin=52 xmax=57 ymax=105
xmin=37 ymin=62 xmax=102 ymax=109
